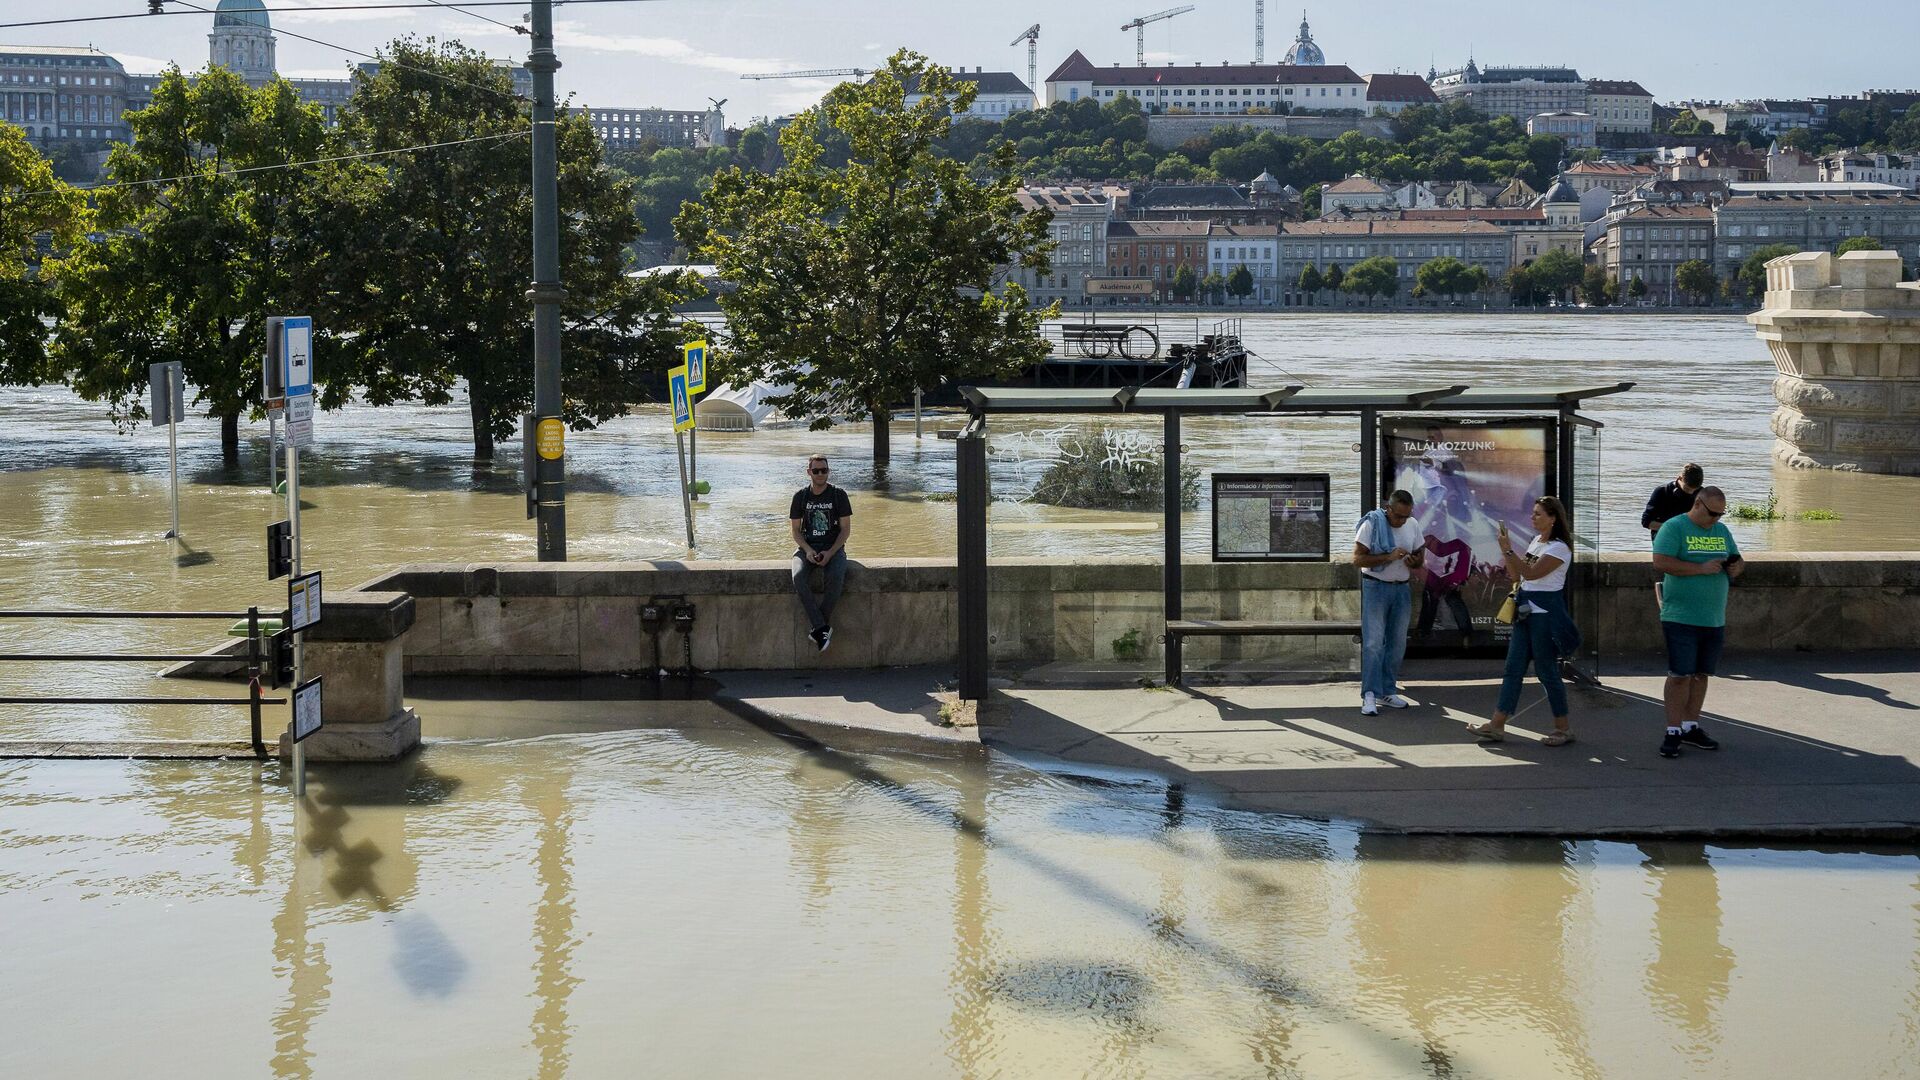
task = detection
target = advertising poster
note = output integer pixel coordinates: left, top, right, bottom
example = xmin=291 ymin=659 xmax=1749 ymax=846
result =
xmin=1381 ymin=420 xmax=1554 ymax=655
xmin=1212 ymin=473 xmax=1330 ymax=561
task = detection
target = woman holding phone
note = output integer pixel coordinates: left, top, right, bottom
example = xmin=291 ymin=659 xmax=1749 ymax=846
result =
xmin=1467 ymin=496 xmax=1582 ymax=745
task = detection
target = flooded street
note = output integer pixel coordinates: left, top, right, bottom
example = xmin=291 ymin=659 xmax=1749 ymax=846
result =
xmin=5 ymin=314 xmax=1920 ymax=1076
xmin=5 ymin=313 xmax=1917 ymax=739
xmin=3 ymin=730 xmax=1917 ymax=1079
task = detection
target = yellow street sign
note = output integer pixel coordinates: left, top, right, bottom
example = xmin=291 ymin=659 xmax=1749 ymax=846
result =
xmin=536 ymin=417 xmax=564 ymax=460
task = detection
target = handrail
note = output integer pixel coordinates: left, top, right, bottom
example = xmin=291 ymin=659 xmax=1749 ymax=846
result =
xmin=0 ymin=605 xmax=273 ymax=757
xmin=0 ymin=610 xmax=263 ymax=620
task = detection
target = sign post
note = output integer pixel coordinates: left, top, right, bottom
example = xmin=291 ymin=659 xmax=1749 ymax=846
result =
xmin=277 ymin=316 xmax=316 ymax=796
xmin=683 ymin=341 xmax=707 ymax=501
xmin=669 ymin=363 xmax=696 ymax=549
xmin=150 ymin=361 xmax=184 ymax=539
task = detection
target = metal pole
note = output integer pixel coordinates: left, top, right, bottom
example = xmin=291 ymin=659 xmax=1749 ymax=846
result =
xmin=1163 ymin=410 xmax=1182 ymax=686
xmin=166 ymin=364 xmax=180 ymax=540
xmin=675 ymin=431 xmax=695 ymax=549
xmin=955 ymin=425 xmax=989 ymax=701
xmin=247 ymin=605 xmax=265 ymax=758
xmin=287 ymin=433 xmax=305 ymax=796
xmin=689 ymin=425 xmax=697 ymax=501
xmin=529 ymin=0 xmax=568 ymax=561
xmin=914 ymin=388 xmax=923 ymax=439
xmin=268 ymin=411 xmax=278 ymax=493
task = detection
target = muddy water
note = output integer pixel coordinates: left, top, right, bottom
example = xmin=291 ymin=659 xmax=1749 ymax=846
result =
xmin=3 ymin=313 xmax=1917 ymax=738
xmin=2 ymin=731 xmax=1916 ymax=1079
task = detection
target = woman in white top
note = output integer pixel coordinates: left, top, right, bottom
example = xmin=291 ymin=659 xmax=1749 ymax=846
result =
xmin=1468 ymin=496 xmax=1577 ymax=746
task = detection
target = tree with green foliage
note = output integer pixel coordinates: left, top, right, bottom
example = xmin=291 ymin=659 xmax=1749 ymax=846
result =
xmin=1171 ymin=264 xmax=1198 ymax=303
xmin=1528 ymin=249 xmax=1585 ymax=304
xmin=1580 ymin=265 xmax=1611 ymax=307
xmin=1675 ymin=259 xmax=1718 ymax=306
xmin=1415 ymin=256 xmax=1473 ymax=304
xmin=1467 ymin=264 xmax=1492 ymax=306
xmin=0 ymin=126 xmax=89 ymax=389
xmin=1836 ymin=235 xmax=1884 ymax=255
xmin=1738 ymin=243 xmax=1801 ymax=299
xmin=1199 ymin=270 xmax=1226 ymax=305
xmin=301 ymin=38 xmax=686 ymax=459
xmin=1324 ymin=263 xmax=1344 ymax=295
xmin=52 ymin=67 xmax=328 ymax=460
xmin=1506 ymin=264 xmax=1540 ymax=307
xmin=1297 ymin=264 xmax=1324 ymax=305
xmin=1227 ymin=264 xmax=1254 ymax=305
xmin=1343 ymin=256 xmax=1399 ymax=306
xmin=677 ymin=51 xmax=1053 ymax=467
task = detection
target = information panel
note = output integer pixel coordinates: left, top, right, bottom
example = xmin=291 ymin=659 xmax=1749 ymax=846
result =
xmin=1381 ymin=418 xmax=1555 ymax=654
xmin=288 ymin=570 xmax=323 ymax=632
xmin=1211 ymin=472 xmax=1330 ymax=562
xmin=292 ymin=677 xmax=323 ymax=743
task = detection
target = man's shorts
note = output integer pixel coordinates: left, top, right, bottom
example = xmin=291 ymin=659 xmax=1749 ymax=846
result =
xmin=1662 ymin=621 xmax=1725 ymax=677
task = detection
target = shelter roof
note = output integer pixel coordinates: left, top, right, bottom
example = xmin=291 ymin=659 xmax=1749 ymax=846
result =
xmin=959 ymin=382 xmax=1632 ymax=416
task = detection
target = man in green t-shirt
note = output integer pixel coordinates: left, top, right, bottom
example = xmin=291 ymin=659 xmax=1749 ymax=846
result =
xmin=1650 ymin=486 xmax=1745 ymax=759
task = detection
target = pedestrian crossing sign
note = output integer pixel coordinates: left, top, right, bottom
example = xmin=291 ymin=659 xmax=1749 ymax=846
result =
xmin=669 ymin=365 xmax=694 ymax=432
xmin=683 ymin=340 xmax=708 ymax=394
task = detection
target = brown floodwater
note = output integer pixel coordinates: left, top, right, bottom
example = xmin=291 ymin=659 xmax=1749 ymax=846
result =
xmin=2 ymin=728 xmax=1916 ymax=1078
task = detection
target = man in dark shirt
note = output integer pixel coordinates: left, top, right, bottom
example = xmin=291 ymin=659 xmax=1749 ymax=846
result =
xmin=1642 ymin=463 xmax=1703 ymax=606
xmin=789 ymin=454 xmax=853 ymax=651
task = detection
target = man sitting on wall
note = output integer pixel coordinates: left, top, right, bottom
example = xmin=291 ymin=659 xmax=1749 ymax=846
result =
xmin=790 ymin=454 xmax=853 ymax=652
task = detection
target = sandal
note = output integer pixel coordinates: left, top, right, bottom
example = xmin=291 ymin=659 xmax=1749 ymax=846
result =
xmin=1467 ymin=723 xmax=1505 ymax=742
xmin=1542 ymin=730 xmax=1575 ymax=747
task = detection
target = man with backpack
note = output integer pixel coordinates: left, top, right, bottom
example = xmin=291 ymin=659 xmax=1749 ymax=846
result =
xmin=1352 ymin=490 xmax=1426 ymax=716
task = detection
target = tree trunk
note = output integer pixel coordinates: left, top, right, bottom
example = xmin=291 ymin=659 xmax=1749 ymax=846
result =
xmin=470 ymin=393 xmax=495 ymax=461
xmin=221 ymin=412 xmax=239 ymax=464
xmin=871 ymin=407 xmax=891 ymax=468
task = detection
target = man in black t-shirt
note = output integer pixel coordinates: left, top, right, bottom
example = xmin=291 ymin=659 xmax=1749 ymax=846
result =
xmin=789 ymin=454 xmax=854 ymax=651
xmin=1642 ymin=463 xmax=1704 ymax=606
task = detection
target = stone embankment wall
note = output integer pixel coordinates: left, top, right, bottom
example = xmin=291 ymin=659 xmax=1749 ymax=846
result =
xmin=360 ymin=554 xmax=1920 ymax=676
xmin=1749 ymin=251 xmax=1920 ymax=475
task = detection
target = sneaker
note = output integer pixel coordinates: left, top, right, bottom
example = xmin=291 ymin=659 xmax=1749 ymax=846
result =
xmin=1680 ymin=725 xmax=1719 ymax=750
xmin=1360 ymin=692 xmax=1379 ymax=716
xmin=1659 ymin=731 xmax=1683 ymax=759
xmin=819 ymin=625 xmax=833 ymax=653
xmin=808 ymin=627 xmax=826 ymax=650
xmin=1382 ymin=694 xmax=1411 ymax=709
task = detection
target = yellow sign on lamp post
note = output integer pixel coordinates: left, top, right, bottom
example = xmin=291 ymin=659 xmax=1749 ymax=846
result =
xmin=668 ymin=364 xmax=695 ymax=548
xmin=683 ymin=340 xmax=708 ymax=395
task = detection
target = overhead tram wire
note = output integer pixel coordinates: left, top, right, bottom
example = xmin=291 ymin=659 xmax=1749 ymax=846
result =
xmin=166 ymin=0 xmax=528 ymax=103
xmin=416 ymin=0 xmax=528 ymax=36
xmin=0 ymin=0 xmax=669 ymax=32
xmin=6 ymin=129 xmax=531 ymax=200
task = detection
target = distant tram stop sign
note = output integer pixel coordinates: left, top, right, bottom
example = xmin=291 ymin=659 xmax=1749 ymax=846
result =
xmin=1084 ymin=278 xmax=1156 ymax=298
xmin=267 ymin=315 xmax=315 ymax=446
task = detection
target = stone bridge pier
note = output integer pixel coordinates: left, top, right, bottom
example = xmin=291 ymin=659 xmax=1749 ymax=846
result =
xmin=1749 ymin=250 xmax=1920 ymax=475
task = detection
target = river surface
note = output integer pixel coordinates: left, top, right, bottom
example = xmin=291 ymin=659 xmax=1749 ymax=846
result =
xmin=4 ymin=729 xmax=1918 ymax=1079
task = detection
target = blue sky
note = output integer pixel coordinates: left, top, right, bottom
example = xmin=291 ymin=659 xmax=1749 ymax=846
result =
xmin=18 ymin=1 xmax=1920 ymax=123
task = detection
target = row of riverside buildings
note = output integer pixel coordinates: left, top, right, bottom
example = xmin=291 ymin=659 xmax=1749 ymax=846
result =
xmin=1007 ymin=156 xmax=1920 ymax=308
xmin=2 ymin=0 xmax=721 ymax=171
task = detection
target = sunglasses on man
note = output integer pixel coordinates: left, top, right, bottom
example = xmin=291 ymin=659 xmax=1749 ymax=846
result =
xmin=810 ymin=467 xmax=829 ymax=475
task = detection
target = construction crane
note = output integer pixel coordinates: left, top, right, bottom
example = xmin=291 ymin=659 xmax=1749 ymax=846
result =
xmin=739 ymin=68 xmax=872 ymax=81
xmin=1120 ymin=5 xmax=1195 ymax=67
xmin=1254 ymin=1 xmax=1265 ymax=63
xmin=1009 ymin=23 xmax=1040 ymax=108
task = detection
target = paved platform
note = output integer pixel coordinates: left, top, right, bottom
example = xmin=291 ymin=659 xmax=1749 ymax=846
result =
xmin=712 ymin=653 xmax=1920 ymax=840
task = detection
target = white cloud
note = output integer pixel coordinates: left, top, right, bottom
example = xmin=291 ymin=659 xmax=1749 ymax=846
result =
xmin=272 ymin=0 xmax=414 ymax=24
xmin=544 ymin=20 xmax=796 ymax=77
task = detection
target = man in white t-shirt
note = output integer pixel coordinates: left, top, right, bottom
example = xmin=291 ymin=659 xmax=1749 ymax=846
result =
xmin=1352 ymin=489 xmax=1426 ymax=716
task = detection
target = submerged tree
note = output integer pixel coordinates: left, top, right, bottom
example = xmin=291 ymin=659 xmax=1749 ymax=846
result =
xmin=0 ymin=126 xmax=89 ymax=388
xmin=300 ymin=38 xmax=688 ymax=459
xmin=53 ymin=67 xmax=328 ymax=459
xmin=677 ymin=50 xmax=1054 ymax=466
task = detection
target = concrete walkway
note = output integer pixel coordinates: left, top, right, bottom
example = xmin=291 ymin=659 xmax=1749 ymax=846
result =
xmin=713 ymin=653 xmax=1920 ymax=840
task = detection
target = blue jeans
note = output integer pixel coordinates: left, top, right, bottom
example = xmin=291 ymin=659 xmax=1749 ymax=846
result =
xmin=1360 ymin=577 xmax=1412 ymax=699
xmin=1496 ymin=609 xmax=1569 ymax=717
xmin=792 ymin=548 xmax=847 ymax=632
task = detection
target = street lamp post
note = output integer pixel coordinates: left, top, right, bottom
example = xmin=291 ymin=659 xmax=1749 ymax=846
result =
xmin=529 ymin=0 xmax=568 ymax=560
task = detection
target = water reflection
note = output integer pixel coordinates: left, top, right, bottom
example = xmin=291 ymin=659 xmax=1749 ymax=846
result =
xmin=2 ymin=732 xmax=1919 ymax=1077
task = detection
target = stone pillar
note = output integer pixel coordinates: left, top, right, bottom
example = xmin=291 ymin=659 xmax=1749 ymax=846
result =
xmin=1749 ymin=250 xmax=1920 ymax=475
xmin=278 ymin=591 xmax=421 ymax=762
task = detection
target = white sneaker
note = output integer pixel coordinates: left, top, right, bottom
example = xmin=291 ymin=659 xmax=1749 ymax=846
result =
xmin=1383 ymin=694 xmax=1411 ymax=709
xmin=1360 ymin=692 xmax=1379 ymax=716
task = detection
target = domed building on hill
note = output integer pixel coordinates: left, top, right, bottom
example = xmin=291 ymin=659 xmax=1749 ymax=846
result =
xmin=210 ymin=0 xmax=275 ymax=83
xmin=1281 ymin=12 xmax=1326 ymax=67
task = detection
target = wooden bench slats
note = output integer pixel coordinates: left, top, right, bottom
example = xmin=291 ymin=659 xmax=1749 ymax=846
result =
xmin=1165 ymin=619 xmax=1362 ymax=637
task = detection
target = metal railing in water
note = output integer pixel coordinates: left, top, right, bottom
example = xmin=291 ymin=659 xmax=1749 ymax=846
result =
xmin=0 ymin=608 xmax=285 ymax=756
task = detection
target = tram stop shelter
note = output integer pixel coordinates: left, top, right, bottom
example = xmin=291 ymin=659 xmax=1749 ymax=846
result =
xmin=950 ymin=382 xmax=1633 ymax=701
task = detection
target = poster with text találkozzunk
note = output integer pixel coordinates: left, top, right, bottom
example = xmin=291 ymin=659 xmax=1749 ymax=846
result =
xmin=669 ymin=365 xmax=694 ymax=432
